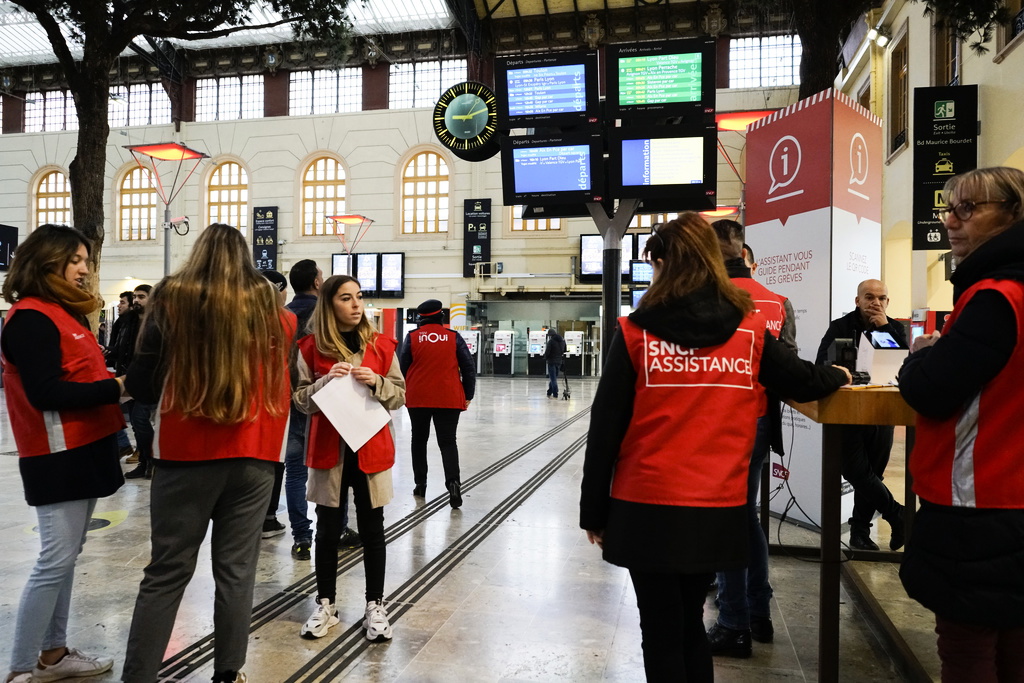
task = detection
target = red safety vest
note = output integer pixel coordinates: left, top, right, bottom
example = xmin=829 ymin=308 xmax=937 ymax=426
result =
xmin=2 ymin=298 xmax=124 ymax=457
xmin=911 ymin=279 xmax=1024 ymax=508
xmin=613 ymin=313 xmax=766 ymax=507
xmin=404 ymin=324 xmax=466 ymax=410
xmin=298 ymin=334 xmax=398 ymax=473
xmin=732 ymin=278 xmax=786 ymax=340
xmin=153 ymin=311 xmax=296 ymax=464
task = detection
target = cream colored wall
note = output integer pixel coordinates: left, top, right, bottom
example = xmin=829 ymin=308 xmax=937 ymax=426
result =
xmin=0 ymin=86 xmax=801 ymax=313
xmin=843 ymin=0 xmax=1024 ymax=318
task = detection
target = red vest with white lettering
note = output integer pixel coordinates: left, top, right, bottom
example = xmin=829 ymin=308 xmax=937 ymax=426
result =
xmin=911 ymin=279 xmax=1024 ymax=509
xmin=405 ymin=324 xmax=466 ymax=410
xmin=613 ymin=313 xmax=766 ymax=507
xmin=299 ymin=334 xmax=398 ymax=473
xmin=153 ymin=311 xmax=296 ymax=463
xmin=2 ymin=298 xmax=124 ymax=457
xmin=732 ymin=277 xmax=786 ymax=416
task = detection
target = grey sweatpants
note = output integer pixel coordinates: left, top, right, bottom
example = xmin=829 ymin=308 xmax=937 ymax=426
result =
xmin=122 ymin=458 xmax=275 ymax=682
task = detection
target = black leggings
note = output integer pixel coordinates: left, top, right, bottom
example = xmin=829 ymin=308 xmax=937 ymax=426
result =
xmin=313 ymin=448 xmax=386 ymax=603
xmin=629 ymin=569 xmax=714 ymax=683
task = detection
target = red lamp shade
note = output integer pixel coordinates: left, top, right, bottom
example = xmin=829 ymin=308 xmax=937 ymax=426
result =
xmin=715 ymin=110 xmax=776 ymax=132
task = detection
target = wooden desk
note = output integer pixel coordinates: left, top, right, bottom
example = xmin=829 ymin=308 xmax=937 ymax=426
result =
xmin=787 ymin=387 xmax=918 ymax=681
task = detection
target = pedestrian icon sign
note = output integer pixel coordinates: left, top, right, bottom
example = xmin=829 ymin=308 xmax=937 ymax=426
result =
xmin=934 ymin=100 xmax=955 ymax=119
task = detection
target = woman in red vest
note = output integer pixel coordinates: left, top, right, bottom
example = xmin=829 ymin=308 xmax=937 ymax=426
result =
xmin=121 ymin=224 xmax=295 ymax=683
xmin=580 ymin=213 xmax=849 ymax=682
xmin=2 ymin=224 xmax=123 ymax=683
xmin=899 ymin=167 xmax=1024 ymax=681
xmin=293 ymin=275 xmax=405 ymax=642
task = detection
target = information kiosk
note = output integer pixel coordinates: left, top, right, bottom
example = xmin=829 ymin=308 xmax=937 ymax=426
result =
xmin=492 ymin=330 xmax=515 ymax=375
xmin=563 ymin=331 xmax=585 ymax=376
xmin=527 ymin=330 xmax=547 ymax=375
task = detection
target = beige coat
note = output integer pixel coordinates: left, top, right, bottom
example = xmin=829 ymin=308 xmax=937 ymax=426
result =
xmin=293 ymin=343 xmax=406 ymax=509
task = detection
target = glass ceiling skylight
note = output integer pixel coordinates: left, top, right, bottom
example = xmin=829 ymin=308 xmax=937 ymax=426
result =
xmin=0 ymin=0 xmax=455 ymax=69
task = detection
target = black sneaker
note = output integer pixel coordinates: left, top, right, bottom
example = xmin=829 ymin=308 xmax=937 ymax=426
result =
xmin=337 ymin=528 xmax=362 ymax=550
xmin=447 ymin=480 xmax=462 ymax=509
xmin=706 ymin=623 xmax=752 ymax=658
xmin=261 ymin=518 xmax=286 ymax=539
xmin=750 ymin=616 xmax=774 ymax=643
xmin=849 ymin=529 xmax=880 ymax=551
xmin=291 ymin=540 xmax=311 ymax=560
xmin=124 ymin=463 xmax=148 ymax=480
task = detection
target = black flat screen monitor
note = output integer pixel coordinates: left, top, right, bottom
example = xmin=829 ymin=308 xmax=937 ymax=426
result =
xmin=607 ymin=38 xmax=716 ymax=122
xmin=495 ymin=50 xmax=600 ymax=129
xmin=379 ymin=252 xmax=404 ymax=299
xmin=630 ymin=259 xmax=653 ymax=284
xmin=355 ymin=253 xmax=379 ymax=296
xmin=501 ymin=133 xmax=605 ymax=206
xmin=608 ymin=125 xmax=717 ymax=210
xmin=332 ymin=253 xmax=353 ymax=276
xmin=579 ymin=233 xmax=633 ymax=284
xmin=631 ymin=288 xmax=647 ymax=308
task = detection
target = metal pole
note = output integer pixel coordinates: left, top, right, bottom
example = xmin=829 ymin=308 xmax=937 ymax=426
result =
xmin=163 ymin=205 xmax=171 ymax=276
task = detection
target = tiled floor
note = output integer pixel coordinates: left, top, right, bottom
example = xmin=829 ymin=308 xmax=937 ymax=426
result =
xmin=0 ymin=377 xmax=938 ymax=681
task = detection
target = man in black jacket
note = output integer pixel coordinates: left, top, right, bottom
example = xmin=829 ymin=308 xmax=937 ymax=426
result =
xmin=543 ymin=328 xmax=565 ymax=398
xmin=816 ymin=279 xmax=907 ymax=551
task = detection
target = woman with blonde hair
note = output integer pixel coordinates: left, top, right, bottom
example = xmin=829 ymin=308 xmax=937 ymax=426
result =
xmin=121 ymin=223 xmax=295 ymax=683
xmin=294 ymin=275 xmax=405 ymax=642
xmin=2 ymin=224 xmax=123 ymax=683
xmin=580 ymin=213 xmax=850 ymax=681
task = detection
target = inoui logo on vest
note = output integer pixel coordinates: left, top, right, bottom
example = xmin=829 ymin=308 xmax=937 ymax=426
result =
xmin=416 ymin=331 xmax=451 ymax=344
xmin=643 ymin=331 xmax=756 ymax=389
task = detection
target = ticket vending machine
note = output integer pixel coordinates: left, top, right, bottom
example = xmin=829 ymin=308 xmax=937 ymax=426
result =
xmin=527 ymin=330 xmax=547 ymax=375
xmin=563 ymin=331 xmax=584 ymax=376
xmin=493 ymin=330 xmax=515 ymax=375
xmin=459 ymin=329 xmax=482 ymax=375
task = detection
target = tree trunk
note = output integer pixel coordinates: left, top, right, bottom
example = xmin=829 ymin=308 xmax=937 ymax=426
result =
xmin=68 ymin=49 xmax=113 ymax=321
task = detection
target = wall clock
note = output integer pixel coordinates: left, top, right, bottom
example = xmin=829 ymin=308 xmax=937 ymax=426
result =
xmin=433 ymin=81 xmax=500 ymax=162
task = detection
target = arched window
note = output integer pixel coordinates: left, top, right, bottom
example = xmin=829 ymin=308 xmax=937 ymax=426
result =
xmin=401 ymin=151 xmax=449 ymax=234
xmin=119 ymin=167 xmax=158 ymax=241
xmin=206 ymin=161 xmax=249 ymax=235
xmin=35 ymin=170 xmax=72 ymax=227
xmin=301 ymin=157 xmax=347 ymax=236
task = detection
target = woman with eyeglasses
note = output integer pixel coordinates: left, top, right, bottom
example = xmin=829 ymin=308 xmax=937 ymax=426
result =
xmin=580 ymin=213 xmax=850 ymax=682
xmin=898 ymin=166 xmax=1024 ymax=682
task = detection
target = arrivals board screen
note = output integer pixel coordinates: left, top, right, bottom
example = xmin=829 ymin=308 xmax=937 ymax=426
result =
xmin=617 ymin=52 xmax=703 ymax=107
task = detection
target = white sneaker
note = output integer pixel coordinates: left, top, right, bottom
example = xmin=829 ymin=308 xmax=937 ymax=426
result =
xmin=6 ymin=673 xmax=32 ymax=683
xmin=301 ymin=598 xmax=339 ymax=639
xmin=363 ymin=600 xmax=393 ymax=641
xmin=32 ymin=647 xmax=113 ymax=682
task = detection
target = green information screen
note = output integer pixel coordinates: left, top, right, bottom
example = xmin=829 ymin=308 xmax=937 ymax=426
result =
xmin=617 ymin=53 xmax=702 ymax=106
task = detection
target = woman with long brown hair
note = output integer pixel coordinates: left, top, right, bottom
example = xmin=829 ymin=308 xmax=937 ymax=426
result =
xmin=121 ymin=223 xmax=295 ymax=683
xmin=2 ymin=224 xmax=123 ymax=683
xmin=580 ymin=213 xmax=850 ymax=681
xmin=293 ymin=275 xmax=405 ymax=642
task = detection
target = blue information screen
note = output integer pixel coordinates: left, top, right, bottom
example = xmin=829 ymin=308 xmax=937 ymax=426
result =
xmin=513 ymin=145 xmax=591 ymax=193
xmin=621 ymin=137 xmax=704 ymax=186
xmin=507 ymin=64 xmax=587 ymax=117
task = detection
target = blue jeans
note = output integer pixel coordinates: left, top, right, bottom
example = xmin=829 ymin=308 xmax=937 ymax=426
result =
xmin=546 ymin=362 xmax=561 ymax=397
xmin=715 ymin=415 xmax=773 ymax=630
xmin=9 ymin=498 xmax=97 ymax=672
xmin=284 ymin=408 xmax=347 ymax=542
xmin=116 ymin=428 xmax=131 ymax=450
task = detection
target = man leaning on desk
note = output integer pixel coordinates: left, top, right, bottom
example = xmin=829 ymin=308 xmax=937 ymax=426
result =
xmin=815 ymin=279 xmax=907 ymax=552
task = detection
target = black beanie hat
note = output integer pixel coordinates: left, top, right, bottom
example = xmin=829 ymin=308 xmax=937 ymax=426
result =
xmin=417 ymin=299 xmax=444 ymax=321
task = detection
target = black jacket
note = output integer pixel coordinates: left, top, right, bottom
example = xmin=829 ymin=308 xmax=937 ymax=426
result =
xmin=105 ymin=307 xmax=142 ymax=375
xmin=543 ymin=330 xmax=565 ymax=362
xmin=580 ymin=285 xmax=847 ymax=573
xmin=898 ymin=220 xmax=1024 ymax=628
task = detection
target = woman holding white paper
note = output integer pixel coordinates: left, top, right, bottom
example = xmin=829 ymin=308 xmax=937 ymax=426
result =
xmin=293 ymin=275 xmax=405 ymax=642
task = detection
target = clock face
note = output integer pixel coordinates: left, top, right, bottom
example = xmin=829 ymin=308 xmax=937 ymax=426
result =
xmin=433 ymin=81 xmax=500 ymax=162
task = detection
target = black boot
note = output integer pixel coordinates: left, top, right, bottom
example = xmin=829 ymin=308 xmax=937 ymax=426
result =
xmin=849 ymin=527 xmax=879 ymax=551
xmin=446 ymin=480 xmax=462 ymax=509
xmin=885 ymin=505 xmax=906 ymax=551
xmin=706 ymin=623 xmax=752 ymax=658
xmin=124 ymin=463 xmax=148 ymax=480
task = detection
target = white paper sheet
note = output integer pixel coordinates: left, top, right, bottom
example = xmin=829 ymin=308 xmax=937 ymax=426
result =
xmin=309 ymin=374 xmax=391 ymax=452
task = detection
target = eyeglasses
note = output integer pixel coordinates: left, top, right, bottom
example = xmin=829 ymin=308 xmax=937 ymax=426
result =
xmin=938 ymin=200 xmax=1009 ymax=222
xmin=643 ymin=225 xmax=664 ymax=262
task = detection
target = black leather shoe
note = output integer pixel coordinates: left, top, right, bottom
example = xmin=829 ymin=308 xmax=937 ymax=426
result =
xmin=849 ymin=530 xmax=879 ymax=551
xmin=887 ymin=510 xmax=906 ymax=551
xmin=707 ymin=623 xmax=751 ymax=658
xmin=750 ymin=616 xmax=774 ymax=643
xmin=412 ymin=485 xmax=426 ymax=498
xmin=447 ymin=481 xmax=462 ymax=509
xmin=124 ymin=463 xmax=148 ymax=480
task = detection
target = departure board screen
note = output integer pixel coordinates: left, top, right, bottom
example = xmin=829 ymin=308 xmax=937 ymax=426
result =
xmin=512 ymin=145 xmax=591 ymax=193
xmin=506 ymin=63 xmax=587 ymax=117
xmin=617 ymin=52 xmax=702 ymax=106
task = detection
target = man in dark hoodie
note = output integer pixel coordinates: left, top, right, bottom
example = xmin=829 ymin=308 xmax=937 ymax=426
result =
xmin=705 ymin=219 xmax=796 ymax=657
xmin=543 ymin=327 xmax=566 ymax=398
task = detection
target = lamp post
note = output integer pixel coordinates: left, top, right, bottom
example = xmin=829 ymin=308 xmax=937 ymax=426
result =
xmin=327 ymin=214 xmax=375 ymax=262
xmin=125 ymin=142 xmax=209 ymax=276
